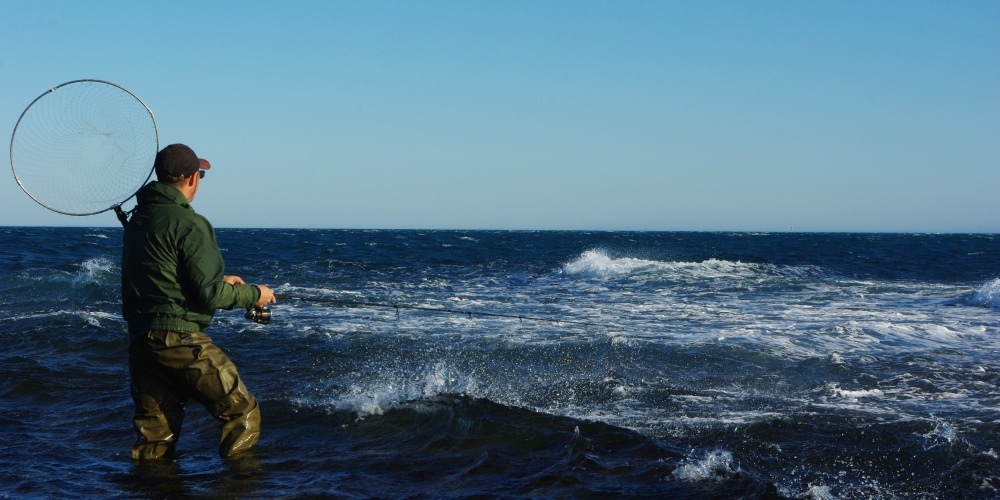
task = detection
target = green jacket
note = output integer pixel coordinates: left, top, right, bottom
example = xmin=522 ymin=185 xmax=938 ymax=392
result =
xmin=121 ymin=181 xmax=260 ymax=333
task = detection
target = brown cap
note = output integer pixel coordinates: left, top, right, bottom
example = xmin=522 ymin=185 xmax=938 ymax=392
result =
xmin=154 ymin=143 xmax=211 ymax=181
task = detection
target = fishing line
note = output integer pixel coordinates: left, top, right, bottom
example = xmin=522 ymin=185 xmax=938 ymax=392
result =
xmin=261 ymin=293 xmax=625 ymax=330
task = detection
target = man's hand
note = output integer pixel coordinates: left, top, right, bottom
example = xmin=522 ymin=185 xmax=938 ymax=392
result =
xmin=225 ymin=276 xmax=275 ymax=307
xmin=255 ymin=284 xmax=276 ymax=308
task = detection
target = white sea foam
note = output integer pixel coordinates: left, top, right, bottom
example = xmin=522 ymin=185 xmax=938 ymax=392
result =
xmin=74 ymin=257 xmax=116 ymax=284
xmin=970 ymin=278 xmax=1000 ymax=308
xmin=824 ymin=383 xmax=884 ymax=401
xmin=278 ymin=284 xmax=365 ymax=298
xmin=804 ymin=484 xmax=836 ymax=500
xmin=561 ymin=250 xmax=838 ymax=289
xmin=672 ymin=449 xmax=738 ymax=481
xmin=562 ymin=249 xmax=769 ymax=281
xmin=9 ymin=309 xmax=120 ymax=324
xmin=562 ymin=250 xmax=658 ymax=276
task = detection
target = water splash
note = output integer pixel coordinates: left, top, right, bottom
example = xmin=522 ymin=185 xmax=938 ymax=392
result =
xmin=672 ymin=449 xmax=738 ymax=481
xmin=970 ymin=278 xmax=1000 ymax=308
xmin=921 ymin=418 xmax=957 ymax=450
xmin=562 ymin=250 xmax=658 ymax=276
xmin=73 ymin=257 xmax=116 ymax=285
xmin=333 ymin=362 xmax=481 ymax=418
xmin=561 ymin=249 xmax=762 ymax=279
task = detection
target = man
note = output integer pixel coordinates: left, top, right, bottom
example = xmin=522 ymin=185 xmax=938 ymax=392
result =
xmin=121 ymin=143 xmax=276 ymax=460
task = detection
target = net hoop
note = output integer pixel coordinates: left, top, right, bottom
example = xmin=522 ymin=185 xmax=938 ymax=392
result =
xmin=10 ymin=79 xmax=159 ymax=216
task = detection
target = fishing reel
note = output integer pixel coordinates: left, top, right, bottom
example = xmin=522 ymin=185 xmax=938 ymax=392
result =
xmin=245 ymin=305 xmax=272 ymax=325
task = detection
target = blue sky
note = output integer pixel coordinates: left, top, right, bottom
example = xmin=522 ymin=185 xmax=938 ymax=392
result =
xmin=2 ymin=1 xmax=997 ymax=231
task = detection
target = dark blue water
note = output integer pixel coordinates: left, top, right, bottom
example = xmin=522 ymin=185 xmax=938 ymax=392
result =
xmin=1 ymin=228 xmax=998 ymax=498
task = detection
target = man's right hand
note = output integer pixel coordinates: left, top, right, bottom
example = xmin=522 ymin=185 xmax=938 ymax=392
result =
xmin=255 ymin=284 xmax=276 ymax=308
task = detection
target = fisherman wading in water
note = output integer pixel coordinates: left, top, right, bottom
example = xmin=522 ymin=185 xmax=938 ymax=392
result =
xmin=121 ymin=144 xmax=276 ymax=460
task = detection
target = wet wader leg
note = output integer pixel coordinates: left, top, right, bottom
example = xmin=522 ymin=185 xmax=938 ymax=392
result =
xmin=129 ymin=333 xmax=188 ymax=460
xmin=179 ymin=331 xmax=261 ymax=458
xmin=213 ymin=379 xmax=261 ymax=458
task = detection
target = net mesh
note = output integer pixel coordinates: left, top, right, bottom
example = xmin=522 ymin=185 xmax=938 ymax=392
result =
xmin=10 ymin=80 xmax=158 ymax=215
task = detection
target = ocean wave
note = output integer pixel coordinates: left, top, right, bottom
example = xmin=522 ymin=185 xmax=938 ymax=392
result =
xmin=561 ymin=249 xmax=762 ymax=279
xmin=12 ymin=257 xmax=118 ymax=287
xmin=332 ymin=361 xmax=481 ymax=417
xmin=6 ymin=229 xmax=1000 ymax=499
xmin=560 ymin=249 xmax=828 ymax=283
xmin=562 ymin=250 xmax=662 ymax=276
xmin=969 ymin=278 xmax=1000 ymax=308
xmin=822 ymin=383 xmax=885 ymax=401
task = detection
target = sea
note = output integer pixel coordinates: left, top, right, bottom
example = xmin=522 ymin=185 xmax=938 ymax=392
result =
xmin=1 ymin=227 xmax=998 ymax=499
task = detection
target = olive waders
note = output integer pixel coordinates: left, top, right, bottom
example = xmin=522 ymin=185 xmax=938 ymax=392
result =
xmin=129 ymin=330 xmax=260 ymax=459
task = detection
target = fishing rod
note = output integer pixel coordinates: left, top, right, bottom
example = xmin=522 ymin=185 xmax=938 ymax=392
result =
xmin=245 ymin=293 xmax=624 ymax=330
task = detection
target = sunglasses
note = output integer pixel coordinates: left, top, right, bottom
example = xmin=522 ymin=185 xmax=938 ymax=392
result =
xmin=167 ymin=170 xmax=207 ymax=182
